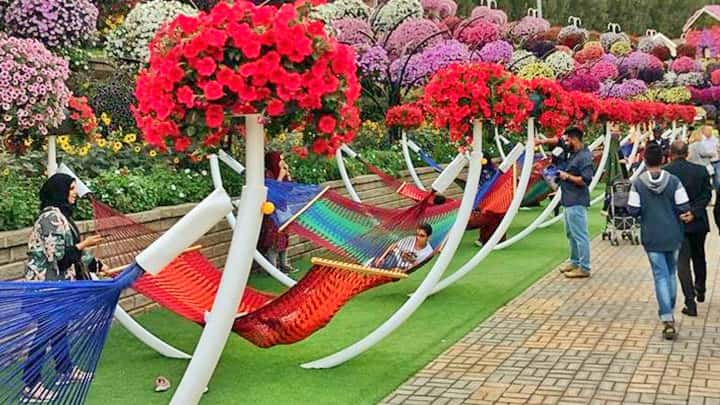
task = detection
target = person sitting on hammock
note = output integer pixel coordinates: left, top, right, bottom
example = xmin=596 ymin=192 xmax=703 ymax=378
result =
xmin=22 ymin=173 xmax=103 ymax=402
xmin=372 ymin=224 xmax=434 ymax=270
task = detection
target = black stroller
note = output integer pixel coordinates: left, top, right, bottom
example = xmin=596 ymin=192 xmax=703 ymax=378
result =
xmin=601 ymin=179 xmax=640 ymax=246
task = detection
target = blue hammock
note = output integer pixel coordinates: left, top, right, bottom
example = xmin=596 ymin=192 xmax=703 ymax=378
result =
xmin=0 ymin=265 xmax=142 ymax=404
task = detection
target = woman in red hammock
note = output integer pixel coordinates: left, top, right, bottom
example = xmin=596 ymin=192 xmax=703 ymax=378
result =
xmin=258 ymin=151 xmax=298 ymax=273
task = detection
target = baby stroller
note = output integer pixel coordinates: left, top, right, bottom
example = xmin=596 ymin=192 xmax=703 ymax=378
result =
xmin=602 ymin=179 xmax=640 ymax=246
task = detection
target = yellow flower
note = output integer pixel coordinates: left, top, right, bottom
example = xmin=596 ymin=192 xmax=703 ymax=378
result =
xmin=112 ymin=141 xmax=122 ymax=152
xmin=1 ymin=168 xmax=10 ymax=176
xmin=123 ymin=133 xmax=137 ymax=143
xmin=57 ymin=135 xmax=70 ymax=143
xmin=96 ymin=138 xmax=107 ymax=148
xmin=173 ymin=157 xmax=180 ymax=164
xmin=149 ymin=150 xmax=157 ymax=157
xmin=78 ymin=146 xmax=90 ymax=157
xmin=100 ymin=112 xmax=111 ymax=126
xmin=24 ymin=138 xmax=33 ymax=147
xmin=133 ymin=146 xmax=142 ymax=153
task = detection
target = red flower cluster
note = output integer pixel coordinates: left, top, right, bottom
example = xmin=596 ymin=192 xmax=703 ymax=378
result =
xmin=133 ymin=1 xmax=361 ymax=158
xmin=68 ymin=96 xmax=99 ymax=138
xmin=596 ymin=99 xmax=695 ymax=126
xmin=385 ymin=104 xmax=425 ymax=130
xmin=525 ymin=78 xmax=584 ymax=137
xmin=422 ymin=63 xmax=533 ymax=144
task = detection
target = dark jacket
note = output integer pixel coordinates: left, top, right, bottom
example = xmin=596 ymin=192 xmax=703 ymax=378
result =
xmin=559 ymin=146 xmax=594 ymax=207
xmin=664 ymin=158 xmax=712 ymax=234
xmin=628 ymin=170 xmax=691 ymax=252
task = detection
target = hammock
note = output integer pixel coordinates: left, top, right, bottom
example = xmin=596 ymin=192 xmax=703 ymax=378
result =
xmin=0 ymin=265 xmax=142 ymax=404
xmin=89 ymin=179 xmax=460 ymax=348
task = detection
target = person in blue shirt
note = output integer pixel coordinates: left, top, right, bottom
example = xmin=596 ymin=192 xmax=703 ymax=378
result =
xmin=551 ymin=127 xmax=594 ymax=279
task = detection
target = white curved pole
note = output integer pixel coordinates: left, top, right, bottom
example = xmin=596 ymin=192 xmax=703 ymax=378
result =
xmin=401 ymin=132 xmax=427 ymax=190
xmin=336 ymin=144 xmax=362 ymax=202
xmin=495 ymin=127 xmax=507 ymax=160
xmin=301 ymin=121 xmax=485 ymax=370
xmin=171 ymin=114 xmax=267 ymax=404
xmin=209 ymin=154 xmax=296 ymax=288
xmin=429 ymin=119 xmax=536 ymax=294
xmin=498 ymin=129 xmax=610 ymax=247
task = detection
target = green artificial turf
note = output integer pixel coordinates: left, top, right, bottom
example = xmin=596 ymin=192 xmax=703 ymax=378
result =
xmin=88 ymin=204 xmax=603 ymax=404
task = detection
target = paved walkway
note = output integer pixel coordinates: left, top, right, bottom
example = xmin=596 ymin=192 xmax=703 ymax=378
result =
xmin=383 ymin=226 xmax=720 ymax=404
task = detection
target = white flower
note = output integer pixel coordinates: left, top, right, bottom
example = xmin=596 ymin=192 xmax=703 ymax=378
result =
xmin=370 ymin=0 xmax=423 ymax=33
xmin=545 ymin=51 xmax=574 ymax=77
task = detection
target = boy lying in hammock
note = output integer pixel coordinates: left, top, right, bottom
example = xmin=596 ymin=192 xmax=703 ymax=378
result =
xmin=371 ymin=224 xmax=434 ymax=270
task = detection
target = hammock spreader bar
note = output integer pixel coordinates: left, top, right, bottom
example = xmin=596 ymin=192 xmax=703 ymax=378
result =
xmin=310 ymin=257 xmax=407 ymax=279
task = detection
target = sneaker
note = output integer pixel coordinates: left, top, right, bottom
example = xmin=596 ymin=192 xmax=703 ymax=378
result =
xmin=662 ymin=322 xmax=677 ymax=340
xmin=474 ymin=240 xmax=483 ymax=247
xmin=564 ymin=268 xmax=590 ymax=278
xmin=681 ymin=306 xmax=698 ymax=317
xmin=557 ymin=262 xmax=576 ymax=273
xmin=22 ymin=384 xmax=57 ymax=403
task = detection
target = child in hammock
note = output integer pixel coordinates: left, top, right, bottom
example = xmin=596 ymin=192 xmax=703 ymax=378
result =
xmin=372 ymin=224 xmax=434 ymax=270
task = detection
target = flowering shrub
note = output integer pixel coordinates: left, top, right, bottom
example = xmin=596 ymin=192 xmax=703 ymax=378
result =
xmin=3 ymin=0 xmax=98 ymax=49
xmin=505 ymin=16 xmax=550 ymax=42
xmin=517 ymin=62 xmax=555 ymax=80
xmin=421 ymin=0 xmax=456 ymax=20
xmin=598 ymin=79 xmax=647 ymax=99
xmin=384 ymin=18 xmax=441 ymax=59
xmin=422 ymin=62 xmax=533 ymax=143
xmin=675 ymin=72 xmax=705 ymax=87
xmin=332 ymin=18 xmax=374 ymax=47
xmin=133 ymin=2 xmax=361 ymax=157
xmin=370 ymin=0 xmax=423 ymax=33
xmin=587 ymin=61 xmax=618 ymax=81
xmin=545 ymin=51 xmax=574 ymax=77
xmin=525 ymin=78 xmax=583 ymax=137
xmin=0 ymin=34 xmax=70 ymax=153
xmin=657 ymin=87 xmax=691 ymax=104
xmin=358 ymin=45 xmax=390 ymax=80
xmin=312 ymin=0 xmax=370 ymax=23
xmin=557 ymin=25 xmax=587 ymax=49
xmin=524 ymin=40 xmax=556 ymax=58
xmin=671 ymin=56 xmax=700 ymax=74
xmin=107 ymin=0 xmax=197 ymax=64
xmin=385 ymin=103 xmax=425 ymax=129
xmin=676 ymin=43 xmax=697 ymax=58
xmin=455 ymin=20 xmax=499 ymax=48
xmin=560 ymin=72 xmax=600 ymax=93
xmin=390 ymin=39 xmax=470 ymax=85
xmin=609 ymin=40 xmax=631 ymax=56
xmin=507 ymin=49 xmax=537 ymax=73
xmin=469 ymin=6 xmax=507 ymax=25
xmin=650 ymin=45 xmax=671 ymax=61
xmin=599 ymin=31 xmax=628 ymax=51
xmin=478 ymin=40 xmax=512 ymax=64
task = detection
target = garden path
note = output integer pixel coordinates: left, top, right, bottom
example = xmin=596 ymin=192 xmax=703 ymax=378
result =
xmin=383 ymin=220 xmax=720 ymax=404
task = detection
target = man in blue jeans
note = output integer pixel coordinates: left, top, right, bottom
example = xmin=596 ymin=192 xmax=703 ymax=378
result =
xmin=628 ymin=144 xmax=693 ymax=340
xmin=555 ymin=127 xmax=594 ymax=278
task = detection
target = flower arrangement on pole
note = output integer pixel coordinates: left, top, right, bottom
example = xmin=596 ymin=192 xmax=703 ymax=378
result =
xmin=133 ymin=1 xmax=361 ymax=159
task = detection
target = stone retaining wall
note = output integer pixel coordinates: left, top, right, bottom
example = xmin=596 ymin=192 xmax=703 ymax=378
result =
xmin=0 ymin=167 xmax=463 ymax=314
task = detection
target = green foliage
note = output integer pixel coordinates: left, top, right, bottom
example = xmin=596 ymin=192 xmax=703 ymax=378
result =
xmin=0 ymin=172 xmax=41 ymax=231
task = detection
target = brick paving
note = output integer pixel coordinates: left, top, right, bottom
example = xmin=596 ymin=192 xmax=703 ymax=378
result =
xmin=382 ymin=224 xmax=720 ymax=405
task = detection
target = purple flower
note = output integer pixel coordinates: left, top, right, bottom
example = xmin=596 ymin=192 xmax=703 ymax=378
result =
xmin=470 ymin=6 xmax=507 ymax=25
xmin=358 ymin=45 xmax=390 ymax=81
xmin=598 ymin=79 xmax=647 ymax=99
xmin=383 ymin=18 xmax=442 ymax=59
xmin=3 ymin=0 xmax=97 ymax=49
xmin=585 ymin=61 xmax=618 ymax=81
xmin=689 ymin=86 xmax=720 ymax=104
xmin=390 ymin=39 xmax=470 ymax=85
xmin=421 ymin=0 xmax=456 ymax=19
xmin=504 ymin=16 xmax=550 ymax=41
xmin=333 ymin=18 xmax=374 ymax=47
xmin=478 ymin=40 xmax=512 ymax=64
xmin=671 ymin=56 xmax=701 ymax=73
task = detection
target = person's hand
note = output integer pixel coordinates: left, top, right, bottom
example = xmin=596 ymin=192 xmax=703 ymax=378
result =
xmin=680 ymin=212 xmax=694 ymax=223
xmin=558 ymin=171 xmax=569 ymax=181
xmin=79 ymin=235 xmax=103 ymax=249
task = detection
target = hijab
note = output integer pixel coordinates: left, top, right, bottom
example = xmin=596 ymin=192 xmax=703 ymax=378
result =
xmin=265 ymin=151 xmax=286 ymax=181
xmin=39 ymin=173 xmax=80 ymax=239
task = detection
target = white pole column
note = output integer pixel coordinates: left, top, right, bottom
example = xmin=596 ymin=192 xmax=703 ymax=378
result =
xmin=336 ymin=145 xmax=362 ymax=202
xmin=301 ymin=121 xmax=485 ymax=369
xmin=47 ymin=135 xmax=58 ymax=176
xmin=170 ymin=114 xmax=267 ymax=404
xmin=536 ymin=0 xmax=543 ymax=18
xmin=401 ymin=132 xmax=426 ymax=190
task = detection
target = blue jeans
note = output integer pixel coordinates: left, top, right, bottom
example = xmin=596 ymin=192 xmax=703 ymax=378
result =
xmin=563 ymin=205 xmax=591 ymax=272
xmin=712 ymin=161 xmax=720 ymax=190
xmin=646 ymin=251 xmax=678 ymax=322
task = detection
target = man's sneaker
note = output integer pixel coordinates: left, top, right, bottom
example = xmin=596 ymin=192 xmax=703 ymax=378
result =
xmin=662 ymin=322 xmax=677 ymax=340
xmin=558 ymin=263 xmax=576 ymax=273
xmin=564 ymin=268 xmax=590 ymax=278
xmin=682 ymin=306 xmax=698 ymax=317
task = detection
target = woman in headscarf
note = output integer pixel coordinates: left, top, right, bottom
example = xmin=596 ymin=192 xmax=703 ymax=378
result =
xmin=22 ymin=173 xmax=103 ymax=401
xmin=258 ymin=151 xmax=297 ymax=273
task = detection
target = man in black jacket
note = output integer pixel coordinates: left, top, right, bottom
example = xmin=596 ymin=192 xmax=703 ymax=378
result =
xmin=665 ymin=140 xmax=713 ymax=316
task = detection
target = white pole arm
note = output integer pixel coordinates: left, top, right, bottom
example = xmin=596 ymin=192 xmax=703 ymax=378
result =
xmin=136 ymin=188 xmax=232 ymax=275
xmin=172 ymin=114 xmax=267 ymax=404
xmin=336 ymin=144 xmax=362 ymax=202
xmin=57 ymin=163 xmax=92 ymax=198
xmin=429 ymin=118 xmax=536 ymax=295
xmin=430 ymin=152 xmax=467 ymax=193
xmin=401 ymin=132 xmax=426 ymax=190
xmin=301 ymin=121 xmax=484 ymax=370
xmin=47 ymin=135 xmax=58 ymax=176
xmin=495 ymin=127 xmax=507 ymax=160
xmin=498 ymin=143 xmax=524 ymax=173
xmin=218 ymin=149 xmax=245 ymax=176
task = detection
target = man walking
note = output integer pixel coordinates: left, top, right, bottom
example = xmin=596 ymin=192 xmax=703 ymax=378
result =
xmin=628 ymin=144 xmax=693 ymax=340
xmin=554 ymin=127 xmax=594 ymax=278
xmin=665 ymin=140 xmax=712 ymax=316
